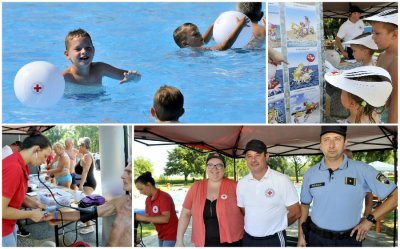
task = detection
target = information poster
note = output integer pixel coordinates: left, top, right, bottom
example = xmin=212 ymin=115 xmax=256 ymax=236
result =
xmin=267 ymin=2 xmax=322 ymax=123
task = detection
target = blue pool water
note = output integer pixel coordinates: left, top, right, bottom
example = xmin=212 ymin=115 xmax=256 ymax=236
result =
xmin=3 ymin=2 xmax=266 ymax=123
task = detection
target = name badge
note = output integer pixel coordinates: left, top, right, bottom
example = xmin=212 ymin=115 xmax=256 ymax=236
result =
xmin=310 ymin=182 xmax=325 ymax=188
xmin=345 ymin=177 xmax=356 ymax=186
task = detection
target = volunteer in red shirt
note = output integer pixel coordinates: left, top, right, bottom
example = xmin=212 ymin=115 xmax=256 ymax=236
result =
xmin=176 ymin=152 xmax=244 ymax=247
xmin=2 ymin=131 xmax=52 ymax=247
xmin=135 ymin=172 xmax=178 ymax=247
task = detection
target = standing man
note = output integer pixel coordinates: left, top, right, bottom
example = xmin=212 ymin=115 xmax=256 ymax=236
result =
xmin=65 ymin=137 xmax=78 ymax=190
xmin=335 ymin=6 xmax=365 ymax=59
xmin=237 ymin=139 xmax=300 ymax=247
xmin=298 ymin=126 xmax=398 ymax=247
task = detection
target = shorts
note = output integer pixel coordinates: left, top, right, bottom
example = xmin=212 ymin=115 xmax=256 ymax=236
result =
xmin=57 ymin=174 xmax=72 ymax=184
xmin=2 ymin=224 xmax=18 ymax=247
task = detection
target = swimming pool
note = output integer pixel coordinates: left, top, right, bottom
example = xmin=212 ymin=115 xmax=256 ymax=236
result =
xmin=3 ymin=2 xmax=266 ymax=123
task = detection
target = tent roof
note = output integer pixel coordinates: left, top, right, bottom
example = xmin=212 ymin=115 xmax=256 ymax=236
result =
xmin=323 ymin=2 xmax=398 ymax=18
xmin=2 ymin=126 xmax=54 ymax=135
xmin=134 ymin=125 xmax=397 ymax=158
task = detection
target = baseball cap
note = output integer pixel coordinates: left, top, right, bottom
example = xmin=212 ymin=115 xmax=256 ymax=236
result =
xmin=349 ymin=6 xmax=364 ymax=13
xmin=324 ymin=66 xmax=392 ymax=107
xmin=364 ymin=9 xmax=398 ymax=25
xmin=321 ymin=126 xmax=347 ymax=137
xmin=342 ymin=33 xmax=378 ymax=50
xmin=206 ymin=152 xmax=226 ymax=166
xmin=243 ymin=139 xmax=267 ymax=154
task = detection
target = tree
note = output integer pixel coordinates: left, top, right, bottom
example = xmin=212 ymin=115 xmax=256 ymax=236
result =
xmin=164 ymin=147 xmax=205 ymax=184
xmin=134 ymin=157 xmax=154 ymax=178
xmin=43 ymin=126 xmax=100 ymax=152
xmin=224 ymin=157 xmax=248 ymax=179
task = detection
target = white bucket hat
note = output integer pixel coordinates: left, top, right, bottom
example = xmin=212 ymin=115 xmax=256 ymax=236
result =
xmin=324 ymin=66 xmax=392 ymax=107
xmin=364 ymin=9 xmax=398 ymax=25
xmin=343 ymin=33 xmax=378 ymax=50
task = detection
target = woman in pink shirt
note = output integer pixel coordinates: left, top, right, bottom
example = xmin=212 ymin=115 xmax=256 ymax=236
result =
xmin=176 ymin=152 xmax=244 ymax=247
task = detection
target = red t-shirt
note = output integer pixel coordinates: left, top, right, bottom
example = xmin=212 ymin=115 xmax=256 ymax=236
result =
xmin=145 ymin=189 xmax=178 ymax=241
xmin=2 ymin=152 xmax=29 ymax=236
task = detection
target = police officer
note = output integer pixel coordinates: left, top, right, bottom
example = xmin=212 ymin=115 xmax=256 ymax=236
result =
xmin=298 ymin=126 xmax=398 ymax=247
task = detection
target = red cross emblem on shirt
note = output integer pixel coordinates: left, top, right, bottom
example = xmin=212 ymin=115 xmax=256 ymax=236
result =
xmin=265 ymin=188 xmax=274 ymax=197
xmin=32 ymin=83 xmax=43 ymax=93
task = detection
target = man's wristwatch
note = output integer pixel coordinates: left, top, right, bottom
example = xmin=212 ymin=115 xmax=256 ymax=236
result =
xmin=366 ymin=214 xmax=377 ymax=224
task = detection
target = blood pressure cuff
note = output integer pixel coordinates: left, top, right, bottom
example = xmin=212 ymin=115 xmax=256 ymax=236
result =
xmin=78 ymin=206 xmax=98 ymax=223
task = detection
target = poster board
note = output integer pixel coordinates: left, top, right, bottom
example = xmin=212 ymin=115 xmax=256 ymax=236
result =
xmin=268 ymin=2 xmax=324 ymax=123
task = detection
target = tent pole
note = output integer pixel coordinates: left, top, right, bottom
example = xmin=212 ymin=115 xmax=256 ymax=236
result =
xmin=393 ymin=134 xmax=397 ymax=247
xmin=234 ymin=158 xmax=237 ymax=181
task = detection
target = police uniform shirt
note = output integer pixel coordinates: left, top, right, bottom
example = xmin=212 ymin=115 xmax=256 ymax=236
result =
xmin=301 ymin=155 xmax=396 ymax=231
xmin=237 ymin=168 xmax=299 ymax=237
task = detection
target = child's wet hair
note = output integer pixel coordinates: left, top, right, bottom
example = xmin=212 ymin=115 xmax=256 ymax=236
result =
xmin=237 ymin=2 xmax=263 ymax=22
xmin=173 ymin=23 xmax=197 ymax=48
xmin=153 ymin=85 xmax=184 ymax=121
xmin=65 ymin=28 xmax=93 ymax=50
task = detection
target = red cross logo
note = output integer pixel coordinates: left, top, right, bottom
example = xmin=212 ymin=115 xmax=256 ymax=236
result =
xmin=32 ymin=83 xmax=43 ymax=93
xmin=265 ymin=188 xmax=274 ymax=197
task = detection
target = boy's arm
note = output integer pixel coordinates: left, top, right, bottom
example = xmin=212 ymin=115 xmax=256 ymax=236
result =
xmin=98 ymin=62 xmax=141 ymax=84
xmin=388 ymin=61 xmax=398 ymax=123
xmin=202 ymin=23 xmax=214 ymax=44
xmin=210 ymin=17 xmax=249 ymax=51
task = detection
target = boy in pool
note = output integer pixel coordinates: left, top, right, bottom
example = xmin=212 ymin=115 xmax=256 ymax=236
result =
xmin=173 ymin=16 xmax=249 ymax=50
xmin=237 ymin=2 xmax=265 ymax=48
xmin=63 ymin=28 xmax=141 ymax=85
xmin=364 ymin=9 xmax=398 ymax=123
xmin=151 ymin=85 xmax=184 ymax=123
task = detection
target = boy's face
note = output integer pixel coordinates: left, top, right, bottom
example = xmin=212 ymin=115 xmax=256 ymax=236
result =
xmin=64 ymin=36 xmax=95 ymax=67
xmin=350 ymin=44 xmax=369 ymax=63
xmin=182 ymin=26 xmax=204 ymax=47
xmin=372 ymin=22 xmax=398 ymax=50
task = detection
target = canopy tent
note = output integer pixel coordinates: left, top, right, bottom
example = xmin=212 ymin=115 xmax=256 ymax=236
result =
xmin=135 ymin=125 xmax=397 ymax=246
xmin=134 ymin=125 xmax=397 ymax=158
xmin=2 ymin=125 xmax=54 ymax=135
xmin=370 ymin=161 xmax=395 ymax=173
xmin=323 ymin=2 xmax=398 ymax=18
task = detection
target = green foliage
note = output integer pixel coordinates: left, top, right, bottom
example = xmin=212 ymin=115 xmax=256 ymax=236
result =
xmin=134 ymin=157 xmax=154 ymax=178
xmin=323 ymin=18 xmax=345 ymax=39
xmin=164 ymin=147 xmax=205 ymax=183
xmin=352 ymin=150 xmax=394 ymax=164
xmin=224 ymin=157 xmax=248 ymax=179
xmin=43 ymin=126 xmax=100 ymax=152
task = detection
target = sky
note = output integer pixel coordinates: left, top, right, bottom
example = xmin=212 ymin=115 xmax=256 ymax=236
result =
xmin=133 ymin=141 xmax=177 ymax=177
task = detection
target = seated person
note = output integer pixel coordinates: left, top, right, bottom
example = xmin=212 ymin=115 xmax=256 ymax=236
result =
xmin=44 ymin=163 xmax=133 ymax=247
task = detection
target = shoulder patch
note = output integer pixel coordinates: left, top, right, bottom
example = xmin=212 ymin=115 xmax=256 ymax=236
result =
xmin=376 ymin=173 xmax=391 ymax=185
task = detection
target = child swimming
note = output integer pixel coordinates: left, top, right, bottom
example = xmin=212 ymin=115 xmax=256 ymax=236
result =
xmin=63 ymin=28 xmax=141 ymax=85
xmin=325 ymin=66 xmax=392 ymax=123
xmin=151 ymin=85 xmax=184 ymax=123
xmin=173 ymin=17 xmax=249 ymax=50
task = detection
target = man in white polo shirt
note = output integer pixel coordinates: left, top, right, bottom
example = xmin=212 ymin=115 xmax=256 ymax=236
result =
xmin=237 ymin=139 xmax=300 ymax=246
xmin=335 ymin=5 xmax=365 ymax=60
